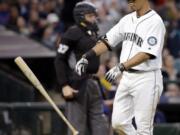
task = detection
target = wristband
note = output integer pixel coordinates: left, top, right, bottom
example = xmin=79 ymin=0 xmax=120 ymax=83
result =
xmin=118 ymin=63 xmax=127 ymax=72
xmin=99 ymin=35 xmax=112 ymax=51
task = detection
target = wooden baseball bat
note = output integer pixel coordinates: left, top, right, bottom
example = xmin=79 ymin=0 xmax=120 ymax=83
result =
xmin=14 ymin=56 xmax=79 ymax=135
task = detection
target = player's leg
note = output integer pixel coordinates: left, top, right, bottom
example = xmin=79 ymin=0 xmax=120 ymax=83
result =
xmin=133 ymin=70 xmax=163 ymax=135
xmin=87 ymin=79 xmax=109 ymax=135
xmin=111 ymin=74 xmax=136 ymax=135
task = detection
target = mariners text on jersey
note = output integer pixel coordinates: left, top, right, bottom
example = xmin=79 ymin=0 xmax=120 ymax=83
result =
xmin=123 ymin=32 xmax=143 ymax=47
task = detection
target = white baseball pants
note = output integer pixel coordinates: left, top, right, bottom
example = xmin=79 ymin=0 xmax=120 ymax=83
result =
xmin=112 ymin=70 xmax=163 ymax=135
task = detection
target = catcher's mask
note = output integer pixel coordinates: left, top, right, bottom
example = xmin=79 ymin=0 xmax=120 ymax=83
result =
xmin=73 ymin=1 xmax=98 ymax=32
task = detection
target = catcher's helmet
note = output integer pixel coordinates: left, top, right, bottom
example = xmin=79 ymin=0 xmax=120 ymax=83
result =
xmin=73 ymin=1 xmax=97 ymax=24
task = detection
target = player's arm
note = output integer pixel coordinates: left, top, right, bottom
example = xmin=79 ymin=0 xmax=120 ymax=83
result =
xmin=90 ymin=45 xmax=152 ymax=71
xmin=84 ymin=17 xmax=125 ymax=58
xmin=104 ymin=52 xmax=154 ymax=83
xmin=92 ymin=40 xmax=109 ymax=56
xmin=122 ymin=52 xmax=152 ymax=70
xmin=83 ymin=37 xmax=111 ymax=60
xmin=75 ymin=19 xmax=124 ymax=76
xmin=55 ymin=30 xmax=79 ymax=99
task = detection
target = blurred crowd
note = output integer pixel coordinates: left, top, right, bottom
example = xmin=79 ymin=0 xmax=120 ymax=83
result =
xmin=0 ymin=0 xmax=64 ymax=49
xmin=0 ymin=0 xmax=180 ymax=122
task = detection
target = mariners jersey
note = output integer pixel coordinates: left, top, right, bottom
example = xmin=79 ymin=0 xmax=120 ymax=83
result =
xmin=106 ymin=10 xmax=166 ymax=71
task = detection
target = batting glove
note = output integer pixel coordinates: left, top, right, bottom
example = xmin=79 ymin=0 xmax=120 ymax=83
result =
xmin=105 ymin=64 xmax=125 ymax=83
xmin=75 ymin=57 xmax=88 ymax=76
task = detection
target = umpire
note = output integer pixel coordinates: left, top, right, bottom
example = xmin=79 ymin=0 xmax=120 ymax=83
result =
xmin=54 ymin=2 xmax=109 ymax=135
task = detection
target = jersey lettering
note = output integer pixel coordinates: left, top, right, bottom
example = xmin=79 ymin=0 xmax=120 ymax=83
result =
xmin=58 ymin=44 xmax=69 ymax=54
xmin=123 ymin=33 xmax=143 ymax=47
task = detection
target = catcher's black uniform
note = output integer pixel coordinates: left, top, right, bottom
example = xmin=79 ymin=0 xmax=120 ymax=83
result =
xmin=54 ymin=25 xmax=109 ymax=135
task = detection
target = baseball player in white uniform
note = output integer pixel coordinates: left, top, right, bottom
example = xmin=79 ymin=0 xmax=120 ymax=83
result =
xmin=75 ymin=0 xmax=166 ymax=134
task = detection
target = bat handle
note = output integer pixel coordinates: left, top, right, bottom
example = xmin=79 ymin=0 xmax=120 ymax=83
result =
xmin=73 ymin=131 xmax=79 ymax=135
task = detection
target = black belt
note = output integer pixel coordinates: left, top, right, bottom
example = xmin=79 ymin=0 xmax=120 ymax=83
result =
xmin=126 ymin=69 xmax=143 ymax=73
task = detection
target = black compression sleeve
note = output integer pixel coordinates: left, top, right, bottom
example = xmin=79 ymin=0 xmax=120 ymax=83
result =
xmin=82 ymin=49 xmax=96 ymax=60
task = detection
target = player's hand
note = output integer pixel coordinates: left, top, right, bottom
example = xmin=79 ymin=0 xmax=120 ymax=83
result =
xmin=105 ymin=64 xmax=123 ymax=83
xmin=75 ymin=57 xmax=88 ymax=76
xmin=62 ymin=85 xmax=78 ymax=99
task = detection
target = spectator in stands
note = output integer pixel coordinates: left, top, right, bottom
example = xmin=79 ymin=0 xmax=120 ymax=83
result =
xmin=166 ymin=22 xmax=180 ymax=58
xmin=41 ymin=0 xmax=56 ymax=17
xmin=60 ymin=0 xmax=81 ymax=31
xmin=0 ymin=1 xmax=9 ymax=25
xmin=16 ymin=0 xmax=29 ymax=21
xmin=108 ymin=0 xmax=122 ymax=23
xmin=155 ymin=0 xmax=180 ymax=58
xmin=166 ymin=82 xmax=180 ymax=96
xmin=16 ymin=16 xmax=30 ymax=36
xmin=162 ymin=54 xmax=178 ymax=80
xmin=30 ymin=0 xmax=39 ymax=12
xmin=42 ymin=13 xmax=60 ymax=50
xmin=97 ymin=3 xmax=114 ymax=36
xmin=161 ymin=82 xmax=180 ymax=103
xmin=6 ymin=6 xmax=19 ymax=31
xmin=155 ymin=0 xmax=179 ymax=21
xmin=28 ymin=9 xmax=45 ymax=41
